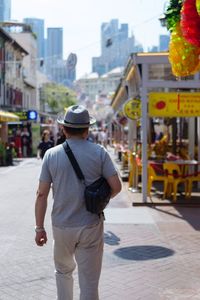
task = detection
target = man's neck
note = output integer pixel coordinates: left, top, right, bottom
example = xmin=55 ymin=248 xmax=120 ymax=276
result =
xmin=67 ymin=135 xmax=85 ymax=140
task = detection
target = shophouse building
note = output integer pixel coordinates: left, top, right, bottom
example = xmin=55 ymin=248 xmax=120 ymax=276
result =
xmin=9 ymin=22 xmax=38 ymax=111
xmin=0 ymin=26 xmax=28 ymax=144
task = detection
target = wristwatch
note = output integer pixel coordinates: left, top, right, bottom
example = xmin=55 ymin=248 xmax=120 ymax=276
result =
xmin=35 ymin=226 xmax=46 ymax=233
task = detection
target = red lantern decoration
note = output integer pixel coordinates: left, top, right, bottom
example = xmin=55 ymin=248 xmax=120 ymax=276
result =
xmin=181 ymin=0 xmax=200 ymax=47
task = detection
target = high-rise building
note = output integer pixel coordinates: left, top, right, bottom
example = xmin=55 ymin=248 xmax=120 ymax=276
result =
xmin=46 ymin=27 xmax=64 ymax=82
xmin=0 ymin=0 xmax=11 ymax=22
xmin=23 ymin=18 xmax=45 ymax=60
xmin=47 ymin=27 xmax=63 ymax=61
xmin=159 ymin=34 xmax=170 ymax=51
xmin=92 ymin=19 xmax=142 ymax=76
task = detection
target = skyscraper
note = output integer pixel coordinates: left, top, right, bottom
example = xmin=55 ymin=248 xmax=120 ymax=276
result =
xmin=47 ymin=27 xmax=63 ymax=61
xmin=46 ymin=27 xmax=63 ymax=82
xmin=159 ymin=34 xmax=170 ymax=51
xmin=92 ymin=19 xmax=140 ymax=76
xmin=0 ymin=0 xmax=11 ymax=22
xmin=23 ymin=18 xmax=45 ymax=60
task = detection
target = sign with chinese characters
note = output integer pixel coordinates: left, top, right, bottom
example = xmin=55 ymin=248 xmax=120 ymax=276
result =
xmin=123 ymin=99 xmax=141 ymax=120
xmin=149 ymin=93 xmax=200 ymax=117
xmin=15 ymin=111 xmax=28 ymax=121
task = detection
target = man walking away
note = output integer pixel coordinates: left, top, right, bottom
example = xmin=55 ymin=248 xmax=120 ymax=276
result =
xmin=34 ymin=105 xmax=122 ymax=300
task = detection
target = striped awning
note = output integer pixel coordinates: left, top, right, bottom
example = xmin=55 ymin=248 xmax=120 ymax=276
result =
xmin=0 ymin=111 xmax=20 ymax=122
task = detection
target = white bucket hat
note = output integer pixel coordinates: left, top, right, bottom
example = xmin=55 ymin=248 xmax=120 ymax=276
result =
xmin=57 ymin=105 xmax=96 ymax=128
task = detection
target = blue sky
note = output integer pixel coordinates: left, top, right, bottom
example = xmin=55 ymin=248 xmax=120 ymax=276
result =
xmin=12 ymin=0 xmax=168 ymax=78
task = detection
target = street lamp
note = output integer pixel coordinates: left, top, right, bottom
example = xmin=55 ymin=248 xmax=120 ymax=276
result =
xmin=159 ymin=1 xmax=169 ymax=28
xmin=159 ymin=14 xmax=167 ymax=27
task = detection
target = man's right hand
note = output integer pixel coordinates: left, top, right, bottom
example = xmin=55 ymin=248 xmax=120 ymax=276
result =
xmin=35 ymin=231 xmax=47 ymax=246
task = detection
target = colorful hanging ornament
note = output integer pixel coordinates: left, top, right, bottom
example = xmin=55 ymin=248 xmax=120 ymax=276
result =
xmin=192 ymin=55 xmax=200 ymax=73
xmin=181 ymin=0 xmax=200 ymax=47
xmin=169 ymin=23 xmax=200 ymax=76
xmin=165 ymin=0 xmax=183 ymax=32
xmin=196 ymin=0 xmax=200 ymax=15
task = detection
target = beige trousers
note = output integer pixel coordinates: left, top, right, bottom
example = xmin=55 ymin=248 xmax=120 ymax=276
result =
xmin=52 ymin=221 xmax=104 ymax=300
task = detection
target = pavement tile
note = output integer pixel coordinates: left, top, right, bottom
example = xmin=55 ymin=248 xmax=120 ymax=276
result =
xmin=1 ymin=158 xmax=200 ymax=299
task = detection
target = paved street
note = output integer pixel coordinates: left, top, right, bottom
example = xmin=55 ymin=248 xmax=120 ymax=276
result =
xmin=0 ymin=158 xmax=200 ymax=299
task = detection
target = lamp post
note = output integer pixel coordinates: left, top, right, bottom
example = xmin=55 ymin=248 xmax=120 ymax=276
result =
xmin=158 ymin=1 xmax=168 ymax=28
xmin=159 ymin=14 xmax=167 ymax=27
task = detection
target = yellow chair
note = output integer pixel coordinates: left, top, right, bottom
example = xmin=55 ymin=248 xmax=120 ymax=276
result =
xmin=186 ymin=172 xmax=200 ymax=198
xmin=136 ymin=156 xmax=142 ymax=177
xmin=122 ymin=150 xmax=129 ymax=170
xmin=128 ymin=152 xmax=139 ymax=189
xmin=147 ymin=164 xmax=168 ymax=197
xmin=163 ymin=163 xmax=188 ymax=202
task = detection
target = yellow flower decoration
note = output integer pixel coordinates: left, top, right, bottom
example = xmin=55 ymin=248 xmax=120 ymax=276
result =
xmin=196 ymin=0 xmax=200 ymax=14
xmin=169 ymin=23 xmax=200 ymax=76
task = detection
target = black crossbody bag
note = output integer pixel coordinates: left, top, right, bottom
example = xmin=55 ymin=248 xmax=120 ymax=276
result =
xmin=63 ymin=141 xmax=111 ymax=215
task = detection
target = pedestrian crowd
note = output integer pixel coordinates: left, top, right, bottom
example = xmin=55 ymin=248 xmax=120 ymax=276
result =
xmin=37 ymin=123 xmax=109 ymax=160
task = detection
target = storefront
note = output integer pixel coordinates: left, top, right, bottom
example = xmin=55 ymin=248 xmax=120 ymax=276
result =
xmin=0 ymin=110 xmax=19 ymax=142
xmin=111 ymin=52 xmax=200 ymax=201
xmin=0 ymin=110 xmax=20 ymax=165
xmin=7 ymin=110 xmax=38 ymax=158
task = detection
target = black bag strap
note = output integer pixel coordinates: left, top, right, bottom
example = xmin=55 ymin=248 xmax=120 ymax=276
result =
xmin=62 ymin=141 xmax=85 ymax=182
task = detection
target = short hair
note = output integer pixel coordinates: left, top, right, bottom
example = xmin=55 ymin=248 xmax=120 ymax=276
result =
xmin=42 ymin=130 xmax=50 ymax=141
xmin=63 ymin=126 xmax=88 ymax=136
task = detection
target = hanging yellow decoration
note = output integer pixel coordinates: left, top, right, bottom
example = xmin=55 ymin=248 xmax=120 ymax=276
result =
xmin=169 ymin=23 xmax=200 ymax=76
xmin=196 ymin=0 xmax=200 ymax=14
xmin=192 ymin=58 xmax=200 ymax=74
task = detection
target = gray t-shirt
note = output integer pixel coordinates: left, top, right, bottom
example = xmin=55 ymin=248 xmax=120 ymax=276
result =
xmin=39 ymin=138 xmax=118 ymax=228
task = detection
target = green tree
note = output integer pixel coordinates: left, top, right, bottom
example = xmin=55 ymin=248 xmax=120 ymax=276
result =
xmin=40 ymin=83 xmax=77 ymax=114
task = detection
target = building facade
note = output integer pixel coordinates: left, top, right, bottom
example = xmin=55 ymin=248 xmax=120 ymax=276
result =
xmin=0 ymin=27 xmax=28 ymax=147
xmin=74 ymin=67 xmax=123 ymax=110
xmin=23 ymin=18 xmax=45 ymax=62
xmin=0 ymin=27 xmax=28 ymax=110
xmin=11 ymin=29 xmax=38 ymax=110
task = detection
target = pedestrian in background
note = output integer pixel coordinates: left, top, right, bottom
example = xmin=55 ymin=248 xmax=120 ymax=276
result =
xmin=98 ymin=128 xmax=108 ymax=148
xmin=34 ymin=105 xmax=122 ymax=300
xmin=37 ymin=130 xmax=54 ymax=159
xmin=21 ymin=127 xmax=31 ymax=157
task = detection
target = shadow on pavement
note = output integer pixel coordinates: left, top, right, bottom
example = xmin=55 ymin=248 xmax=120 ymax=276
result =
xmin=104 ymin=231 xmax=121 ymax=245
xmin=174 ymin=207 xmax=200 ymax=231
xmin=113 ymin=245 xmax=175 ymax=260
xmin=150 ymin=206 xmax=200 ymax=231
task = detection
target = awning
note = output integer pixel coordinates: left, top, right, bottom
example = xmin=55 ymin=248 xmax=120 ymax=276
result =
xmin=0 ymin=111 xmax=20 ymax=122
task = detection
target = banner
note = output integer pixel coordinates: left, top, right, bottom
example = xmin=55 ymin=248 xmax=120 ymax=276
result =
xmin=149 ymin=92 xmax=200 ymax=117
